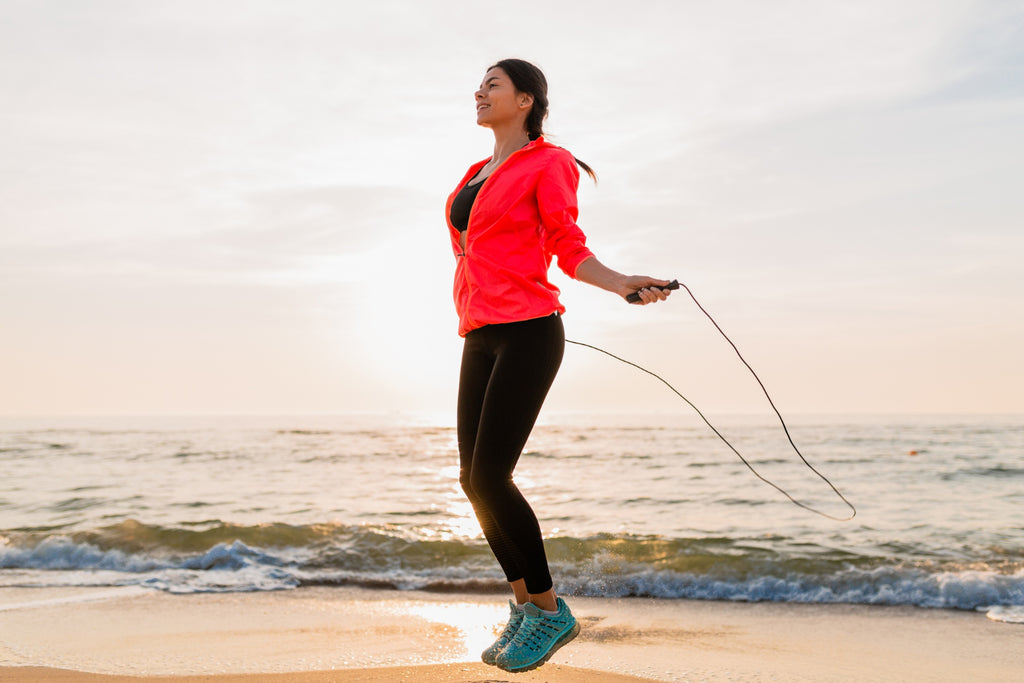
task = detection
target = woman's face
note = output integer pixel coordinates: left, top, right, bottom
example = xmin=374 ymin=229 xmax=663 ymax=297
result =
xmin=475 ymin=67 xmax=532 ymax=129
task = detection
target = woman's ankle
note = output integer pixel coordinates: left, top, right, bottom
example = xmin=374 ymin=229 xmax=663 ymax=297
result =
xmin=527 ymin=589 xmax=558 ymax=612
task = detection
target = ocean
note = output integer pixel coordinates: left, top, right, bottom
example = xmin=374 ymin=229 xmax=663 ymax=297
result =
xmin=1 ymin=413 xmax=1021 ymax=624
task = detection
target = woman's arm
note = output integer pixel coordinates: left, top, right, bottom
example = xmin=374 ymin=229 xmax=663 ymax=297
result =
xmin=574 ymin=256 xmax=673 ymax=305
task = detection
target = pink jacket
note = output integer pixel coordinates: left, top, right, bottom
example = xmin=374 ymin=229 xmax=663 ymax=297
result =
xmin=445 ymin=137 xmax=595 ymax=336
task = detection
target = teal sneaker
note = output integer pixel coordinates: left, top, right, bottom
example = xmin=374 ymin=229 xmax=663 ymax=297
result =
xmin=481 ymin=600 xmax=526 ymax=666
xmin=495 ymin=597 xmax=580 ymax=672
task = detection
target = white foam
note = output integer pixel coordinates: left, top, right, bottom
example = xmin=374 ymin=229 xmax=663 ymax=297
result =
xmin=0 ymin=537 xmax=165 ymax=572
xmin=556 ymin=563 xmax=1024 ymax=610
xmin=0 ymin=538 xmax=301 ymax=593
xmin=986 ymin=605 xmax=1024 ymax=624
xmin=0 ymin=586 xmax=150 ymax=611
xmin=3 ymin=536 xmax=1023 ymax=610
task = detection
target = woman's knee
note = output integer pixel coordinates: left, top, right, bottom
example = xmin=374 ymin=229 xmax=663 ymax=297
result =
xmin=469 ymin=467 xmax=510 ymax=503
xmin=459 ymin=469 xmax=481 ymax=504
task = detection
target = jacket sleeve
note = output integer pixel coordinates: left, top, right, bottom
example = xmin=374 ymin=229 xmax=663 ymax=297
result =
xmin=536 ymin=150 xmax=595 ymax=278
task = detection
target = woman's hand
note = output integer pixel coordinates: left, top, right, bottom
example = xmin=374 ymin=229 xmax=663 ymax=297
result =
xmin=620 ymin=275 xmax=673 ymax=305
xmin=575 ymin=257 xmax=673 ymax=305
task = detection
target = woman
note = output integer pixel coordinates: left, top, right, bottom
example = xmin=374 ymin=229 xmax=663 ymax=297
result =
xmin=445 ymin=58 xmax=672 ymax=673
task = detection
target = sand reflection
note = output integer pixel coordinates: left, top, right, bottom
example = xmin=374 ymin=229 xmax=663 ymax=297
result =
xmin=391 ymin=601 xmax=507 ymax=661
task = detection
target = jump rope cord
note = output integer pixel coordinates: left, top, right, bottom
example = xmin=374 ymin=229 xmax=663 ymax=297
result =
xmin=566 ymin=282 xmax=857 ymax=522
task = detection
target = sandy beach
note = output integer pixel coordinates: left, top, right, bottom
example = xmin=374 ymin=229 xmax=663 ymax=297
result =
xmin=1 ymin=585 xmax=1020 ymax=682
xmin=0 ymin=666 xmax=655 ymax=682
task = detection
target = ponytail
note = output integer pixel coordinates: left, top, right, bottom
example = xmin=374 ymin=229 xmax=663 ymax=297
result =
xmin=492 ymin=58 xmax=598 ymax=183
xmin=573 ymin=156 xmax=597 ymax=183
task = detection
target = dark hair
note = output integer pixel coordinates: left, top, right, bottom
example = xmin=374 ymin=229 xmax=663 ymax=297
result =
xmin=490 ymin=58 xmax=597 ymax=182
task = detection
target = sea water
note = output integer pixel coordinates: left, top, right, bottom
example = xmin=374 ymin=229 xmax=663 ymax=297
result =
xmin=1 ymin=413 xmax=1021 ymax=622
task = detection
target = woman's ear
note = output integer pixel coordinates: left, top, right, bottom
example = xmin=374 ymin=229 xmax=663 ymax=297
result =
xmin=519 ymin=93 xmax=535 ymax=109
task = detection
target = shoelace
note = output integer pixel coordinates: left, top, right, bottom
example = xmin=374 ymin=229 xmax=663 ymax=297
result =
xmin=497 ymin=612 xmax=524 ymax=644
xmin=513 ymin=614 xmax=564 ymax=649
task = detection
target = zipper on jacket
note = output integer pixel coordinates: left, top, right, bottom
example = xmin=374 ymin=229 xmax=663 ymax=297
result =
xmin=462 ymin=139 xmax=535 ymax=251
xmin=454 ymin=139 xmax=541 ymax=333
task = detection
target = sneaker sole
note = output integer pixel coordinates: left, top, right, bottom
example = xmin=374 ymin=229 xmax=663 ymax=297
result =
xmin=498 ymin=619 xmax=580 ymax=673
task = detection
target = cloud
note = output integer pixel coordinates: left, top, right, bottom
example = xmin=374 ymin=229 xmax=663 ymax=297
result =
xmin=2 ymin=183 xmax=436 ymax=287
xmin=1 ymin=0 xmax=1021 ymax=414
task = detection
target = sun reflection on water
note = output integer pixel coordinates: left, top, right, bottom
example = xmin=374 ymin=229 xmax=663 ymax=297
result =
xmin=422 ymin=466 xmax=481 ymax=542
xmin=439 ymin=499 xmax=480 ymax=539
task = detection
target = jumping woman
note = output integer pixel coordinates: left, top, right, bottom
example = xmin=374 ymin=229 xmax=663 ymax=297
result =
xmin=446 ymin=58 xmax=672 ymax=672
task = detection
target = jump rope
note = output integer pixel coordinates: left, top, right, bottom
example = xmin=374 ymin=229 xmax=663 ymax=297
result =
xmin=566 ymin=280 xmax=857 ymax=522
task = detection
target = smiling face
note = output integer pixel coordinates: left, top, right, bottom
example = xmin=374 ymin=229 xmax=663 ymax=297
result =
xmin=475 ymin=67 xmax=533 ymax=130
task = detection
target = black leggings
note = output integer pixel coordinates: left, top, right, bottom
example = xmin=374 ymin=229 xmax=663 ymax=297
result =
xmin=457 ymin=313 xmax=564 ymax=594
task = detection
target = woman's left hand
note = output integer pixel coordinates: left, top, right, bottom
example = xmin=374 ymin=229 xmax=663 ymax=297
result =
xmin=622 ymin=276 xmax=673 ymax=304
xmin=573 ymin=257 xmax=673 ymax=305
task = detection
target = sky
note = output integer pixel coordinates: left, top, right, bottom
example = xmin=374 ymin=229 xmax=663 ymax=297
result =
xmin=2 ymin=0 xmax=1022 ymax=418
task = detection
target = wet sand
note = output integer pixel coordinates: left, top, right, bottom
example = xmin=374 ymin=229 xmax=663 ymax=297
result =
xmin=1 ymin=586 xmax=1020 ymax=681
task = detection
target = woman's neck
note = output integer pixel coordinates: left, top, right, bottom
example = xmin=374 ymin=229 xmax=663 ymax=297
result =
xmin=490 ymin=127 xmax=532 ymax=166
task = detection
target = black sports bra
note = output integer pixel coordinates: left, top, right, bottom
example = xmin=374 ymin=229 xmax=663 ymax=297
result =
xmin=449 ymin=179 xmax=484 ymax=232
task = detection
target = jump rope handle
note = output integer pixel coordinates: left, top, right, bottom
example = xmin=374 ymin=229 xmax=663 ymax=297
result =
xmin=625 ymin=279 xmax=680 ymax=303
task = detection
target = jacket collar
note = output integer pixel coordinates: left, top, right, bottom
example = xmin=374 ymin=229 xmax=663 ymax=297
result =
xmin=457 ymin=136 xmax=551 ymax=191
xmin=488 ymin=135 xmax=552 ymax=165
